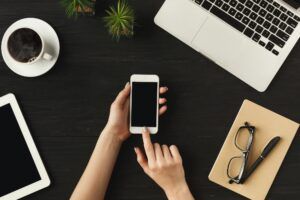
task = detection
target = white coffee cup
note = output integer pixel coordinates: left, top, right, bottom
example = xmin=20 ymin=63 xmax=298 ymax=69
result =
xmin=6 ymin=27 xmax=53 ymax=65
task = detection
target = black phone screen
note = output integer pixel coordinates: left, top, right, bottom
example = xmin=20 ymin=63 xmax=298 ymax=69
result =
xmin=131 ymin=82 xmax=158 ymax=127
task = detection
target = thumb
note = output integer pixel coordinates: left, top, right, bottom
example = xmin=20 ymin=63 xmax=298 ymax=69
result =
xmin=114 ymin=83 xmax=130 ymax=107
xmin=134 ymin=147 xmax=149 ymax=173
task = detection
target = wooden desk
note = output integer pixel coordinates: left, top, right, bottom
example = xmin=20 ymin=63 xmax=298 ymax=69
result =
xmin=0 ymin=0 xmax=299 ymax=199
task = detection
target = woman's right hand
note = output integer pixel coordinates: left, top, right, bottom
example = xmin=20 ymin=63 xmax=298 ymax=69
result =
xmin=134 ymin=128 xmax=195 ymax=200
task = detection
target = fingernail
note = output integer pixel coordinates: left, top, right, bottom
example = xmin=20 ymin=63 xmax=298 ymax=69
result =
xmin=165 ymin=87 xmax=168 ymax=91
xmin=134 ymin=147 xmax=138 ymax=153
xmin=125 ymin=82 xmax=129 ymax=87
xmin=142 ymin=127 xmax=147 ymax=132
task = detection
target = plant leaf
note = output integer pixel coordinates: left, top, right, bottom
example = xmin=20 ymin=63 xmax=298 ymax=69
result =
xmin=103 ymin=0 xmax=135 ymax=41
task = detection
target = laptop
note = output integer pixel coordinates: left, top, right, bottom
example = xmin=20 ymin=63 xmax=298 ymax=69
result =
xmin=155 ymin=0 xmax=300 ymax=92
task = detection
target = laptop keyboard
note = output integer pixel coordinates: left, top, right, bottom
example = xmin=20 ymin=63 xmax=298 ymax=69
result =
xmin=193 ymin=0 xmax=300 ymax=55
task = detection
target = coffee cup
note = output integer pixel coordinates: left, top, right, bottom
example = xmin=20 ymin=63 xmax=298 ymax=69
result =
xmin=7 ymin=28 xmax=52 ymax=64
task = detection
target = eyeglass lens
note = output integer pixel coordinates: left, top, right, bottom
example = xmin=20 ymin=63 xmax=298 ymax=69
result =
xmin=235 ymin=127 xmax=252 ymax=151
xmin=228 ymin=156 xmax=245 ymax=179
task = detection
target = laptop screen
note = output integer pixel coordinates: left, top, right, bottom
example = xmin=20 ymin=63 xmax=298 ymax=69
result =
xmin=283 ymin=0 xmax=300 ymax=9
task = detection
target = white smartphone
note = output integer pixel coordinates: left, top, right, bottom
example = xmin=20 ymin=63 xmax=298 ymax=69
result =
xmin=130 ymin=74 xmax=159 ymax=134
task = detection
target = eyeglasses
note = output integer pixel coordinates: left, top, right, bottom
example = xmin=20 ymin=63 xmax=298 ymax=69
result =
xmin=227 ymin=122 xmax=255 ymax=184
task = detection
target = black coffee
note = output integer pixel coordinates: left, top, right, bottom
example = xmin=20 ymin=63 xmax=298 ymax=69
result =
xmin=7 ymin=28 xmax=42 ymax=63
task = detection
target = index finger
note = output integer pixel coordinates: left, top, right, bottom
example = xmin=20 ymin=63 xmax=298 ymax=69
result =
xmin=142 ymin=127 xmax=156 ymax=163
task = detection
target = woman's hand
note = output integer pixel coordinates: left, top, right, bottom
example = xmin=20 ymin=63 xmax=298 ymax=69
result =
xmin=134 ymin=128 xmax=194 ymax=200
xmin=71 ymin=83 xmax=169 ymax=200
xmin=105 ymin=83 xmax=169 ymax=142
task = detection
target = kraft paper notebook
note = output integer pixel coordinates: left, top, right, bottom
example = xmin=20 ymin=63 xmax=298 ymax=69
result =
xmin=208 ymin=100 xmax=299 ymax=200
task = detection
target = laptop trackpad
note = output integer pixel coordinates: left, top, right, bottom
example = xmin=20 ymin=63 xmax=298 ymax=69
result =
xmin=191 ymin=17 xmax=244 ymax=65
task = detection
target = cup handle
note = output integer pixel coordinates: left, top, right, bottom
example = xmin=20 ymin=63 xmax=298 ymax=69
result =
xmin=43 ymin=52 xmax=53 ymax=61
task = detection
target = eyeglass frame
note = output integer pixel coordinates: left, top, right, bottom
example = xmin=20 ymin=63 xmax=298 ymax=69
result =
xmin=227 ymin=122 xmax=255 ymax=184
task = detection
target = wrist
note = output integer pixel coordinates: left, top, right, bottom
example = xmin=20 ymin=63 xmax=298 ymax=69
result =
xmin=165 ymin=182 xmax=194 ymax=200
xmin=101 ymin=125 xmax=124 ymax=145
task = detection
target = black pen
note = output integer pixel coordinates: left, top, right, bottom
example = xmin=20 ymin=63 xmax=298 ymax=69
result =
xmin=240 ymin=136 xmax=281 ymax=184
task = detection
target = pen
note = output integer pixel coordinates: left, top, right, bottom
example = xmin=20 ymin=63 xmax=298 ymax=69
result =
xmin=240 ymin=136 xmax=281 ymax=184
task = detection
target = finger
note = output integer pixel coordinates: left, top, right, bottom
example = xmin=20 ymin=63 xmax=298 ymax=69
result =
xmin=162 ymin=144 xmax=172 ymax=161
xmin=159 ymin=98 xmax=167 ymax=104
xmin=159 ymin=105 xmax=167 ymax=115
xmin=124 ymin=98 xmax=130 ymax=113
xmin=134 ymin=147 xmax=149 ymax=172
xmin=169 ymin=145 xmax=182 ymax=162
xmin=154 ymin=143 xmax=164 ymax=163
xmin=124 ymin=98 xmax=130 ymax=124
xmin=142 ymin=127 xmax=156 ymax=163
xmin=114 ymin=82 xmax=130 ymax=106
xmin=159 ymin=87 xmax=168 ymax=94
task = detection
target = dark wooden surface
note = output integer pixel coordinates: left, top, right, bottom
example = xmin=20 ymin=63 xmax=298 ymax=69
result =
xmin=1 ymin=0 xmax=300 ymax=199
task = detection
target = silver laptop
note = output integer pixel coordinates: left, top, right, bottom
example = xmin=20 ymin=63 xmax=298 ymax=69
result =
xmin=155 ymin=0 xmax=300 ymax=92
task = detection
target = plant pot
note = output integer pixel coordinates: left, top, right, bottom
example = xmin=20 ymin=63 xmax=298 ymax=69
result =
xmin=75 ymin=0 xmax=96 ymax=16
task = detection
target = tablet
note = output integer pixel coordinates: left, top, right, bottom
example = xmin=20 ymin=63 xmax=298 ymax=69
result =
xmin=0 ymin=94 xmax=50 ymax=200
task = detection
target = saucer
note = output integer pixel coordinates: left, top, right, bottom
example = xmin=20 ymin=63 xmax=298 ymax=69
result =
xmin=1 ymin=18 xmax=60 ymax=77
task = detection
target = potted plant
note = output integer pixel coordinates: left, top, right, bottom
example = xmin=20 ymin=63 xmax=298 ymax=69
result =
xmin=61 ymin=0 xmax=96 ymax=18
xmin=103 ymin=0 xmax=135 ymax=41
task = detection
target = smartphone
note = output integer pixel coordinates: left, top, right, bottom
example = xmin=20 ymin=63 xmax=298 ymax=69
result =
xmin=130 ymin=74 xmax=159 ymax=134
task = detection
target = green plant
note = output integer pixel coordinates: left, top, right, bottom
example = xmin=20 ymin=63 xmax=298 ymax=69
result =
xmin=61 ymin=0 xmax=95 ymax=18
xmin=103 ymin=0 xmax=135 ymax=41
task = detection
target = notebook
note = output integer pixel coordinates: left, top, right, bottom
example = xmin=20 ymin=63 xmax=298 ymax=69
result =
xmin=208 ymin=99 xmax=299 ymax=200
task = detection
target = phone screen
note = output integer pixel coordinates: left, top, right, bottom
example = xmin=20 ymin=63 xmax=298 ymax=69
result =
xmin=131 ymin=82 xmax=158 ymax=127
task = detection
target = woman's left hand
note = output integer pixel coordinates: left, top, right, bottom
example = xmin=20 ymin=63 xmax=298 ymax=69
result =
xmin=105 ymin=82 xmax=168 ymax=142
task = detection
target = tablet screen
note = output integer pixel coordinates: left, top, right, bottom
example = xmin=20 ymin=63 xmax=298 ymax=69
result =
xmin=0 ymin=104 xmax=41 ymax=197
